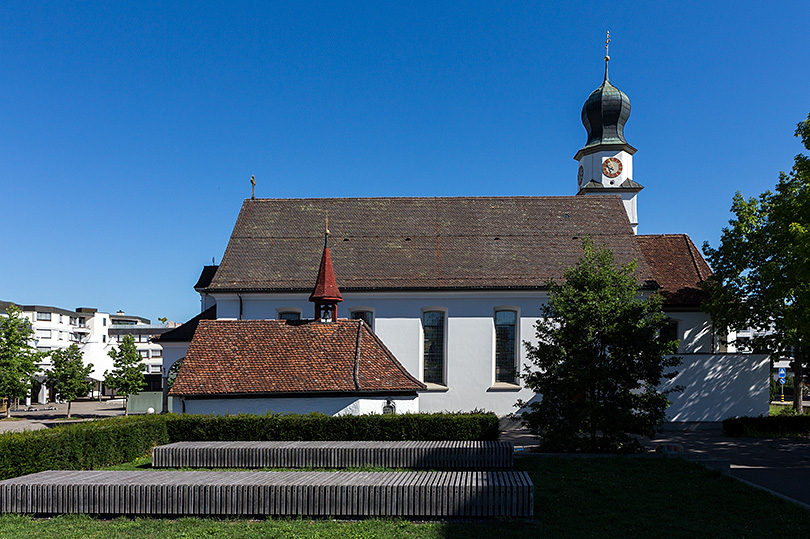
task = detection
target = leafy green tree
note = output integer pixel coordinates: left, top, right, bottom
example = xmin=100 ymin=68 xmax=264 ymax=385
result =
xmin=519 ymin=238 xmax=681 ymax=452
xmin=104 ymin=334 xmax=145 ymax=415
xmin=45 ymin=344 xmax=94 ymax=418
xmin=702 ymin=113 xmax=810 ymax=412
xmin=0 ymin=304 xmax=42 ymax=417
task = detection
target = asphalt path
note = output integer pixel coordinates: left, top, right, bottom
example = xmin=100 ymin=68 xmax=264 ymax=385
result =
xmin=648 ymin=428 xmax=810 ymax=507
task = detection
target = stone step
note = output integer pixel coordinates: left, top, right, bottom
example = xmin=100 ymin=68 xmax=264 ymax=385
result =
xmin=152 ymin=441 xmax=514 ymax=469
xmin=0 ymin=470 xmax=534 ymax=518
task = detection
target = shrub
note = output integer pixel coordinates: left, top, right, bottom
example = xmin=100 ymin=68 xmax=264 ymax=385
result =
xmin=0 ymin=411 xmax=498 ymax=479
xmin=0 ymin=415 xmax=168 ymax=480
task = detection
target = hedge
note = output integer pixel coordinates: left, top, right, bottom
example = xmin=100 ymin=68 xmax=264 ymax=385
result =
xmin=0 ymin=415 xmax=169 ymax=480
xmin=722 ymin=415 xmax=810 ymax=438
xmin=0 ymin=411 xmax=499 ymax=480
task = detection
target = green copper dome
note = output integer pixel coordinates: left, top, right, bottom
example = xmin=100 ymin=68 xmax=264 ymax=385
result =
xmin=581 ymin=63 xmax=631 ymax=148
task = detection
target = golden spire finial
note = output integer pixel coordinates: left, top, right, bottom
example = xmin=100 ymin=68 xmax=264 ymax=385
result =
xmin=324 ymin=210 xmax=330 ymax=248
xmin=250 ymin=175 xmax=256 ymax=199
xmin=604 ymin=30 xmax=611 ymax=62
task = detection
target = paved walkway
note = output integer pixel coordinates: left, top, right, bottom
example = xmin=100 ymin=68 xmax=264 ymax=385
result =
xmin=648 ymin=427 xmax=810 ymax=507
xmin=0 ymin=398 xmax=127 ymax=432
xmin=499 ymin=417 xmax=810 ymax=508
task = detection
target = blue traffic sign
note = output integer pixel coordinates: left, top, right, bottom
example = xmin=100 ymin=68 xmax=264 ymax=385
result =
xmin=778 ymin=367 xmax=787 ymax=385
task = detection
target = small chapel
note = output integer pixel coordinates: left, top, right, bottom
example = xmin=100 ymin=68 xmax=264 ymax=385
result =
xmin=163 ymin=47 xmax=768 ymax=422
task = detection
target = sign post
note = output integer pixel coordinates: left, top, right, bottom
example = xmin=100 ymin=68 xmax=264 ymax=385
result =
xmin=778 ymin=368 xmax=787 ymax=402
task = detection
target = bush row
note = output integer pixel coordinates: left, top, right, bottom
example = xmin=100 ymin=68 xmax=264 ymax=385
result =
xmin=722 ymin=414 xmax=810 ymax=437
xmin=0 ymin=415 xmax=169 ymax=480
xmin=0 ymin=411 xmax=499 ymax=480
xmin=165 ymin=411 xmax=499 ymax=443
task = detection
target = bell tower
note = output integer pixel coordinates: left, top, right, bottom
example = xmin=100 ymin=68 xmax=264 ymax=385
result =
xmin=574 ymin=32 xmax=643 ymax=233
xmin=309 ymin=219 xmax=343 ymax=323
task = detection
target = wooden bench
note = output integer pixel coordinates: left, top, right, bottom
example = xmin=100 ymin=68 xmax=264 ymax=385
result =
xmin=152 ymin=441 xmax=514 ymax=469
xmin=0 ymin=469 xmax=533 ymax=518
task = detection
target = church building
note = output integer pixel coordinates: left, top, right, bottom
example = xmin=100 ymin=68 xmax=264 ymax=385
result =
xmin=164 ymin=53 xmax=768 ymax=422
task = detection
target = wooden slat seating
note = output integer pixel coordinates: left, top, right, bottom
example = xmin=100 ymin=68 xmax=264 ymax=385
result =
xmin=0 ymin=469 xmax=534 ymax=518
xmin=152 ymin=441 xmax=514 ymax=469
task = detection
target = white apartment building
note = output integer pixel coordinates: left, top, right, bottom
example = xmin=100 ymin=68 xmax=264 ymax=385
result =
xmin=0 ymin=301 xmax=173 ymax=404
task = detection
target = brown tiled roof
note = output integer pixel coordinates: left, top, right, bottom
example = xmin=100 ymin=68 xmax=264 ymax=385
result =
xmin=194 ymin=266 xmax=219 ymax=290
xmin=206 ymin=196 xmax=657 ymax=292
xmin=636 ymin=234 xmax=713 ymax=308
xmin=154 ymin=306 xmax=217 ymax=343
xmin=169 ymin=319 xmax=425 ymax=397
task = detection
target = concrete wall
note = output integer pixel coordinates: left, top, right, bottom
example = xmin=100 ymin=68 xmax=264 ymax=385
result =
xmin=661 ymin=353 xmax=769 ymax=422
xmin=173 ymin=395 xmax=419 ymax=416
xmin=128 ymin=391 xmax=168 ymax=414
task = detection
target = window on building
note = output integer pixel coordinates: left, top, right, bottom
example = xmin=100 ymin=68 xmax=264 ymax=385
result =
xmin=103 ymin=318 xmax=106 ymax=326
xmin=36 ymin=312 xmax=51 ymax=321
xmin=139 ymin=350 xmax=149 ymax=358
xmin=352 ymin=310 xmax=373 ymax=328
xmin=35 ymin=329 xmax=51 ymax=339
xmin=661 ymin=319 xmax=680 ymax=352
xmin=279 ymin=312 xmax=300 ymax=321
xmin=495 ymin=310 xmax=518 ymax=383
xmin=151 ymin=348 xmax=162 ymax=358
xmin=150 ymin=364 xmax=162 ymax=373
xmin=102 ymin=335 xmax=106 ymax=343
xmin=422 ymin=311 xmax=445 ymax=385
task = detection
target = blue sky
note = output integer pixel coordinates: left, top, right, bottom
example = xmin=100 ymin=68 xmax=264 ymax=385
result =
xmin=2 ymin=1 xmax=809 ymax=324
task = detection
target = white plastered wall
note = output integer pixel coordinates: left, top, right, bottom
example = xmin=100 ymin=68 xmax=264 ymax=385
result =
xmin=661 ymin=354 xmax=769 ymax=422
xmin=174 ymin=395 xmax=418 ymax=416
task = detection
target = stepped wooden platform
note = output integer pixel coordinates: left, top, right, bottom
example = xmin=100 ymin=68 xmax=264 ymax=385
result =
xmin=0 ymin=469 xmax=534 ymax=518
xmin=152 ymin=441 xmax=514 ymax=469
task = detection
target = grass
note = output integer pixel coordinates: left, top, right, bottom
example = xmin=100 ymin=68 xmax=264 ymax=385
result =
xmin=770 ymin=403 xmax=810 ymax=416
xmin=2 ymin=456 xmax=810 ymax=538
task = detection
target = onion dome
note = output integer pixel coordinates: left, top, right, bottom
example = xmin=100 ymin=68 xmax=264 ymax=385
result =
xmin=580 ymin=60 xmax=631 ymax=149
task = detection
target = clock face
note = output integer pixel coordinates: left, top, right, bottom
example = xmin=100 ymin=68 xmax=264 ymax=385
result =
xmin=602 ymin=157 xmax=622 ymax=178
xmin=577 ymin=166 xmax=584 ymax=185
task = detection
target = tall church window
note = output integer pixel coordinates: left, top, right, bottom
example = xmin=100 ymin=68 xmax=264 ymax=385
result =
xmin=423 ymin=311 xmax=445 ymax=385
xmin=495 ymin=310 xmax=517 ymax=383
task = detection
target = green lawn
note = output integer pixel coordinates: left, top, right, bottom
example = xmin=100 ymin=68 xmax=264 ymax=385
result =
xmin=1 ymin=457 xmax=808 ymax=538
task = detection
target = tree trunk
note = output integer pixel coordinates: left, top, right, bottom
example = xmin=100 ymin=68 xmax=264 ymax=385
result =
xmin=67 ymin=400 xmax=72 ymax=419
xmin=124 ymin=397 xmax=129 ymax=416
xmin=793 ymin=347 xmax=805 ymax=414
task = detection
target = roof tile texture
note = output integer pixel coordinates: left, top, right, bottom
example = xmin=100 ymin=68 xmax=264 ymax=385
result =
xmin=169 ymin=319 xmax=425 ymax=397
xmin=207 ymin=196 xmax=656 ymax=292
xmin=636 ymin=234 xmax=713 ymax=307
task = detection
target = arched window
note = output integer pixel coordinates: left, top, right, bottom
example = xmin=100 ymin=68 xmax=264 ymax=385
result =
xmin=495 ymin=310 xmax=518 ymax=383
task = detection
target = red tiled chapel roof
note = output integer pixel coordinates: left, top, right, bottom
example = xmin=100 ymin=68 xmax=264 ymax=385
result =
xmin=169 ymin=319 xmax=424 ymax=397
